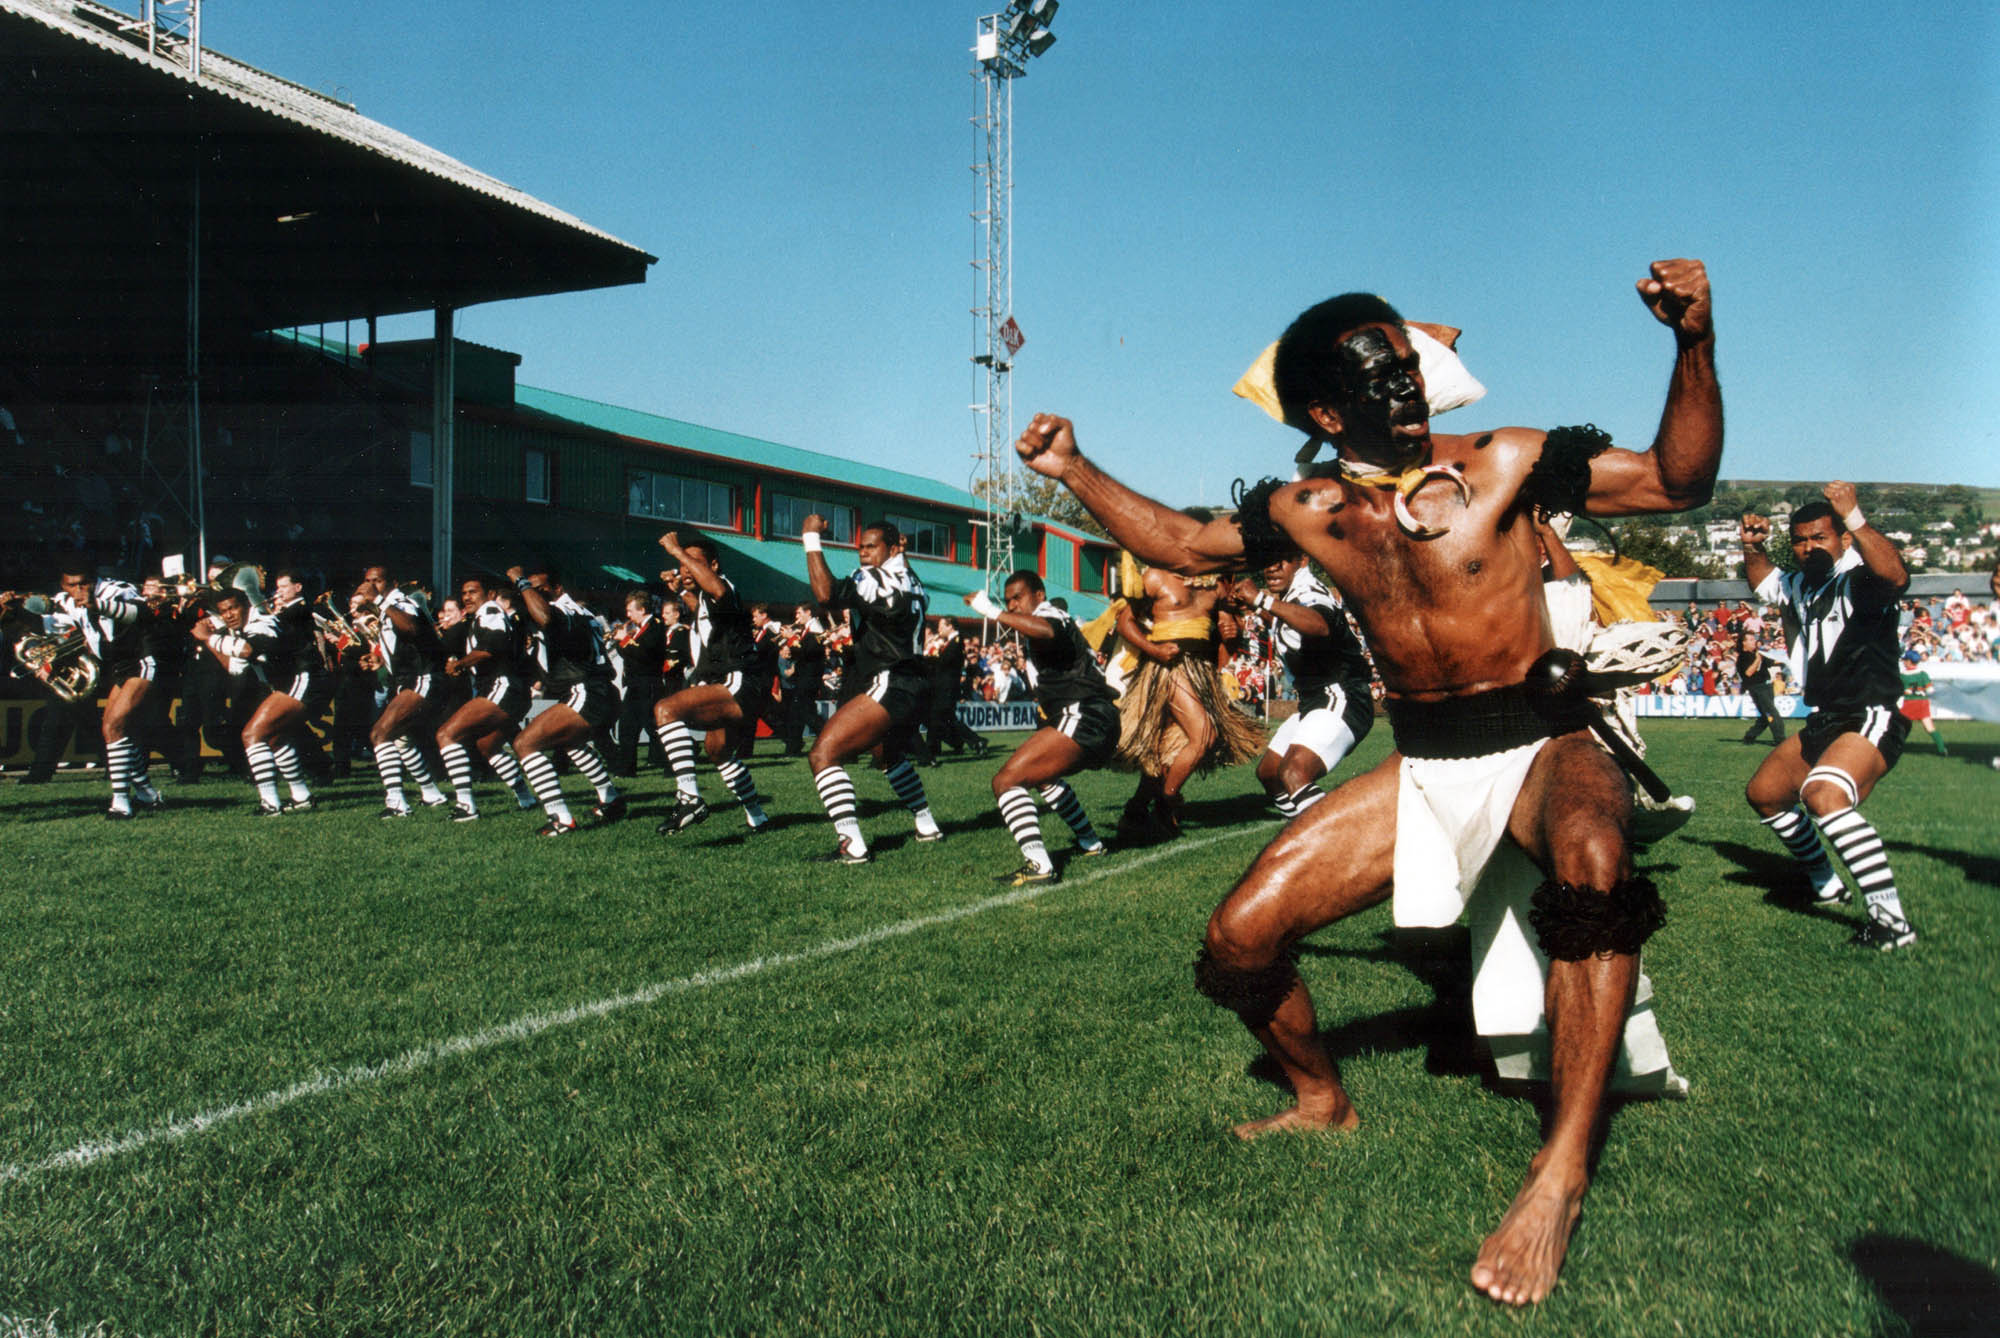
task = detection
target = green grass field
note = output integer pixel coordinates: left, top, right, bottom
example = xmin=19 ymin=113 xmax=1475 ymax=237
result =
xmin=2 ymin=719 xmax=1997 ymax=1337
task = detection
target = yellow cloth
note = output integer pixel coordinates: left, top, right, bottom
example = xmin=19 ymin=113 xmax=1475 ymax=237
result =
xmin=1149 ymin=614 xmax=1214 ymax=642
xmin=1573 ymin=552 xmax=1667 ymax=626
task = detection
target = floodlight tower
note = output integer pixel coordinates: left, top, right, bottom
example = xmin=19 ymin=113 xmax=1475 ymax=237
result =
xmin=970 ymin=0 xmax=1059 ymax=592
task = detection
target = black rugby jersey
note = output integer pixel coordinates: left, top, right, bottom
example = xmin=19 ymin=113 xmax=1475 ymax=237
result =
xmin=52 ymin=580 xmax=144 ymax=664
xmin=265 ymin=598 xmax=323 ymax=676
xmin=1271 ymin=568 xmax=1372 ymax=699
xmin=1757 ymin=553 xmax=1902 ymax=711
xmin=530 ymin=591 xmax=613 ymax=692
xmin=465 ymin=599 xmax=525 ymax=691
xmin=689 ymin=575 xmax=755 ymax=682
xmin=1022 ymin=602 xmax=1116 ymax=708
xmin=832 ymin=556 xmax=928 ymax=679
xmin=376 ymin=586 xmax=442 ymax=677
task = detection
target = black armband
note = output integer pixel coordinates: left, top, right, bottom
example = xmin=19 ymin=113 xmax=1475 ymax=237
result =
xmin=1521 ymin=424 xmax=1614 ymax=518
xmin=1527 ymin=875 xmax=1666 ymax=961
xmin=1229 ymin=476 xmax=1296 ymax=569
xmin=1193 ymin=943 xmax=1299 ymax=1027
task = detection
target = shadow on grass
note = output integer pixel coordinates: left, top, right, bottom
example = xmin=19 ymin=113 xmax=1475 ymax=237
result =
xmin=1849 ymin=1235 xmax=2000 ymax=1338
xmin=1276 ymin=927 xmax=1485 ymax=1083
xmin=1884 ymin=839 xmax=2000 ymax=890
xmin=1691 ymin=837 xmax=1861 ymax=924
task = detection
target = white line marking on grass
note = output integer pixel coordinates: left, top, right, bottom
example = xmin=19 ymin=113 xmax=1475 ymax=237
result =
xmin=1 ymin=822 xmax=1274 ymax=1187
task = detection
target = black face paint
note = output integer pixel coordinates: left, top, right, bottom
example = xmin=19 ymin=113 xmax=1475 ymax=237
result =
xmin=1332 ymin=327 xmax=1426 ymax=457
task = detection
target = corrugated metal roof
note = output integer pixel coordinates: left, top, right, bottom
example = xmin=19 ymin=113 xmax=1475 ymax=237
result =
xmin=513 ymin=385 xmax=986 ymax=514
xmin=3 ymin=0 xmax=648 ymax=258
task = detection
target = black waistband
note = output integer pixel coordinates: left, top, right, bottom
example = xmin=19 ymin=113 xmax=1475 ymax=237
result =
xmin=1386 ymin=682 xmax=1562 ymax=760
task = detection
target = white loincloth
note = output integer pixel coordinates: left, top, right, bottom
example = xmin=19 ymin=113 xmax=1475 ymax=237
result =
xmin=1393 ymin=741 xmax=1688 ymax=1097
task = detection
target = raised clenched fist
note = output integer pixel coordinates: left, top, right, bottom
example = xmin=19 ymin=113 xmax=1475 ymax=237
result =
xmin=1637 ymin=259 xmax=1713 ymax=343
xmin=1016 ymin=413 xmax=1079 ymax=480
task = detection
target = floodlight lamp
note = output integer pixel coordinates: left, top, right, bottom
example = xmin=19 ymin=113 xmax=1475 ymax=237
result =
xmin=1027 ymin=0 xmax=1058 ymax=25
xmin=1025 ymin=27 xmax=1056 ymax=56
xmin=1007 ymin=10 xmax=1036 ymax=38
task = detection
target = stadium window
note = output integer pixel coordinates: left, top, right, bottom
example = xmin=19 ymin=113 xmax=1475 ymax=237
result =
xmin=884 ymin=513 xmax=953 ymax=560
xmin=1078 ymin=545 xmax=1109 ymax=594
xmin=627 ymin=469 xmax=736 ymax=528
xmin=770 ymin=493 xmax=855 ymax=545
xmin=525 ymin=447 xmax=551 ymax=505
xmin=409 ymin=429 xmax=432 ymax=489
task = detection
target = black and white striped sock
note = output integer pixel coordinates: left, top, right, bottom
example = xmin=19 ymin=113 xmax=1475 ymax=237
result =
xmin=655 ymin=720 xmax=700 ymax=797
xmin=245 ymin=741 xmax=281 ymax=809
xmin=399 ymin=740 xmax=444 ymax=803
xmin=374 ymin=740 xmax=406 ymax=807
xmin=440 ymin=742 xmax=477 ymax=809
xmin=998 ymin=786 xmax=1052 ymax=872
xmin=1285 ymin=784 xmax=1325 ymax=817
xmin=566 ymin=744 xmax=617 ymax=803
xmin=715 ymin=758 xmax=766 ymax=826
xmin=884 ymin=759 xmax=939 ymax=836
xmin=1816 ymin=807 xmax=1909 ymax=925
xmin=519 ymin=750 xmax=573 ymax=825
xmin=105 ymin=736 xmax=135 ymax=811
xmin=1038 ymin=781 xmax=1101 ymax=849
xmin=487 ymin=745 xmax=534 ymax=804
xmin=1763 ymin=805 xmax=1833 ymax=875
xmin=813 ymin=765 xmax=864 ymax=850
xmin=271 ymin=742 xmax=309 ymax=801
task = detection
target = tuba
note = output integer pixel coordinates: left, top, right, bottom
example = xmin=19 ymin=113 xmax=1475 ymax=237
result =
xmin=16 ymin=627 xmax=101 ymax=702
xmin=205 ymin=562 xmax=267 ymax=613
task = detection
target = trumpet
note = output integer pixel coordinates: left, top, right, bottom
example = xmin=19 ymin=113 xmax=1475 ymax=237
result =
xmin=311 ymin=592 xmax=378 ymax=668
xmin=15 ymin=627 xmax=101 ymax=702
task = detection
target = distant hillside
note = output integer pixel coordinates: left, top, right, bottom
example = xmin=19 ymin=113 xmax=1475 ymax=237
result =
xmin=1713 ymin=480 xmax=2000 ymax=521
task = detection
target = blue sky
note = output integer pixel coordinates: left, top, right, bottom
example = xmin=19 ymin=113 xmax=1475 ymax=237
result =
xmin=219 ymin=1 xmax=1998 ymax=499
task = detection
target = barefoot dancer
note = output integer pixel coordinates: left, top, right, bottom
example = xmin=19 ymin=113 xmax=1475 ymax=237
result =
xmin=1110 ymin=562 xmax=1264 ymax=840
xmin=1018 ymin=259 xmax=1720 ymax=1306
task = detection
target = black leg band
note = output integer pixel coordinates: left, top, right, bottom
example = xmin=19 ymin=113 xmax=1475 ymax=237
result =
xmin=1193 ymin=944 xmax=1300 ymax=1027
xmin=1527 ymin=875 xmax=1666 ymax=961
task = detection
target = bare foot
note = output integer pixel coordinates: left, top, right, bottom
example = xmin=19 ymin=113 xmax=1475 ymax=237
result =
xmin=1469 ymin=1160 xmax=1587 ymax=1306
xmin=1231 ymin=1096 xmax=1359 ymax=1141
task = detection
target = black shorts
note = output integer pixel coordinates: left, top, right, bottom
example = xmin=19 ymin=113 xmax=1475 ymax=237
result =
xmin=1295 ymin=678 xmax=1376 ymax=748
xmin=267 ymin=668 xmax=318 ymax=704
xmin=553 ymin=678 xmax=619 ymax=731
xmin=695 ymin=669 xmax=768 ymax=720
xmin=1799 ymin=706 xmax=1908 ymax=772
xmin=471 ymin=673 xmax=531 ymax=723
xmin=104 ymin=655 xmax=157 ymax=686
xmin=392 ymin=669 xmax=441 ymax=702
xmin=857 ymin=667 xmax=933 ymax=731
xmin=1041 ymin=696 xmax=1121 ymax=769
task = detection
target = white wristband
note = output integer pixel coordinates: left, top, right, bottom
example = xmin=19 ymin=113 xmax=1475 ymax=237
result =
xmin=1842 ymin=505 xmax=1865 ymax=532
xmin=969 ymin=590 xmax=1002 ymax=620
xmin=801 ymin=531 xmax=823 ymax=554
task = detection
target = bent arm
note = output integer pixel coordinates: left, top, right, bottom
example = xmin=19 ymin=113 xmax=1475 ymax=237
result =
xmin=1585 ymin=259 xmax=1722 ymax=516
xmin=1582 ymin=339 xmax=1721 ymax=516
xmin=1849 ymin=522 xmax=1909 ymax=594
xmin=1264 ymin=596 xmax=1330 ymax=639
